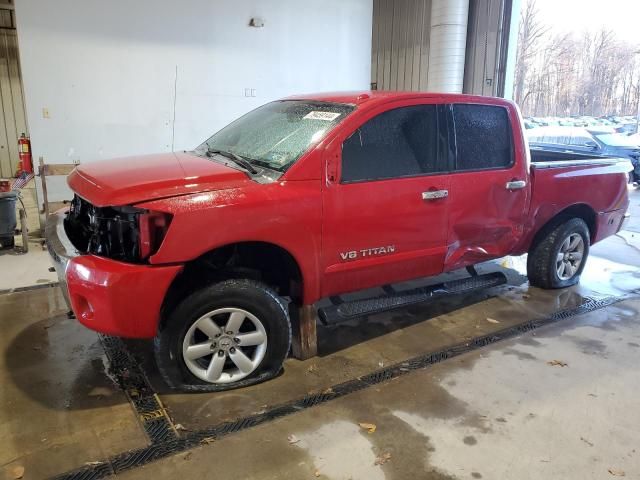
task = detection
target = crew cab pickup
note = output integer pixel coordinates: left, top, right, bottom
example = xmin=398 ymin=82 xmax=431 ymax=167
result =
xmin=46 ymin=92 xmax=632 ymax=391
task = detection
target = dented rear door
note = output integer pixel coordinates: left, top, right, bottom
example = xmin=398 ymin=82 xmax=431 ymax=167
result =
xmin=445 ymin=102 xmax=530 ymax=270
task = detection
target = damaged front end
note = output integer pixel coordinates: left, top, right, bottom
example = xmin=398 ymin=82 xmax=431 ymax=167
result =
xmin=65 ymin=195 xmax=171 ymax=263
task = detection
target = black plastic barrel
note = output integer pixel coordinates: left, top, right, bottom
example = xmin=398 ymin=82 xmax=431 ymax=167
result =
xmin=0 ymin=190 xmax=17 ymax=248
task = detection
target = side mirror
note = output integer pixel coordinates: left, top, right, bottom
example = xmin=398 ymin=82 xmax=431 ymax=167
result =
xmin=325 ymin=148 xmax=340 ymax=185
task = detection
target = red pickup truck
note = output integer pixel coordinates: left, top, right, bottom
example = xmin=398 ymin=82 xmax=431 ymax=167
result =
xmin=46 ymin=92 xmax=631 ymax=391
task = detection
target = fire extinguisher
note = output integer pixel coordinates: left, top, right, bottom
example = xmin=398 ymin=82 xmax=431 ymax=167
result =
xmin=18 ymin=133 xmax=33 ymax=175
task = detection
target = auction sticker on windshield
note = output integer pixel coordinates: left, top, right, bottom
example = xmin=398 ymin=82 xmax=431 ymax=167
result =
xmin=304 ymin=111 xmax=342 ymax=121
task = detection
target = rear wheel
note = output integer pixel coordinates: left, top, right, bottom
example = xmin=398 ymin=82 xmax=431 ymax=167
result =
xmin=0 ymin=235 xmax=14 ymax=249
xmin=527 ymin=218 xmax=590 ymax=289
xmin=155 ymin=279 xmax=291 ymax=391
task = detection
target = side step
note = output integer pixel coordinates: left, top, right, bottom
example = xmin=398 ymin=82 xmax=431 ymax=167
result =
xmin=317 ymin=272 xmax=507 ymax=326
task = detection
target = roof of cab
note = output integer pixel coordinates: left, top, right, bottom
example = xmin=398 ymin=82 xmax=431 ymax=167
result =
xmin=285 ymin=91 xmax=513 ymax=108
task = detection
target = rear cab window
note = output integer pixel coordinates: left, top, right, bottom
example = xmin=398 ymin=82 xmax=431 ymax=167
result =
xmin=452 ymin=104 xmax=514 ymax=171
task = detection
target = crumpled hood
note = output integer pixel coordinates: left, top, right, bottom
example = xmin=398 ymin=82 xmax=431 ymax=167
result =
xmin=68 ymin=152 xmax=251 ymax=206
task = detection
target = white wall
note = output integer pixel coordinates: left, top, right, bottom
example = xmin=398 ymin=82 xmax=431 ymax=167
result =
xmin=15 ymin=0 xmax=373 ymax=198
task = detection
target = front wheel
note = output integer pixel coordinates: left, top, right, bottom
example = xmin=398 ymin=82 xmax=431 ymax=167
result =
xmin=155 ymin=279 xmax=291 ymax=391
xmin=527 ymin=218 xmax=590 ymax=289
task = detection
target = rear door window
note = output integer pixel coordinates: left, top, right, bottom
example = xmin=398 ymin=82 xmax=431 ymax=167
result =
xmin=452 ymin=104 xmax=513 ymax=171
xmin=341 ymin=105 xmax=446 ymax=183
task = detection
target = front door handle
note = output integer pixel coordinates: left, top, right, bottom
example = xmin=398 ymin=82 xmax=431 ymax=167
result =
xmin=422 ymin=190 xmax=448 ymax=200
xmin=505 ymin=180 xmax=526 ymax=190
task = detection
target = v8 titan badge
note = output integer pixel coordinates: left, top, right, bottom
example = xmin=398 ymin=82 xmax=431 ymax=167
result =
xmin=340 ymin=245 xmax=396 ymax=261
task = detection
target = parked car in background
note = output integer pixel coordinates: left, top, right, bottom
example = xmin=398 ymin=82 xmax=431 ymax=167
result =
xmin=527 ymin=126 xmax=640 ymax=183
xmin=614 ymin=122 xmax=638 ymax=135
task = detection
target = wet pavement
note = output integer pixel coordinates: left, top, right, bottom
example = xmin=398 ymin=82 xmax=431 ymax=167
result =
xmin=0 ymin=288 xmax=148 ymax=479
xmin=119 ymin=298 xmax=640 ymax=480
xmin=1 ymin=187 xmax=639 ymax=479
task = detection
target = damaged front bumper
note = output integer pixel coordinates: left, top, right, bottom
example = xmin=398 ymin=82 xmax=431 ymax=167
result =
xmin=45 ymin=209 xmax=76 ymax=307
xmin=45 ymin=211 xmax=183 ymax=338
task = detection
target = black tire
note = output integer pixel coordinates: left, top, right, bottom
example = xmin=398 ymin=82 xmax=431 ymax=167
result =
xmin=154 ymin=279 xmax=291 ymax=392
xmin=527 ymin=217 xmax=590 ymax=289
xmin=0 ymin=235 xmax=14 ymax=249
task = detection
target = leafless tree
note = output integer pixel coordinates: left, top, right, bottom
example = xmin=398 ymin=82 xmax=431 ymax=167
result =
xmin=514 ymin=0 xmax=548 ymax=107
xmin=514 ymin=0 xmax=640 ymax=118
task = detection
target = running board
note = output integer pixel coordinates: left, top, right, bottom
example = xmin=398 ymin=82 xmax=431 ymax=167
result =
xmin=317 ymin=272 xmax=508 ymax=326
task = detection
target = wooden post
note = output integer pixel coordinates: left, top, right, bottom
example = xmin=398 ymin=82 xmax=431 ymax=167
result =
xmin=290 ymin=304 xmax=318 ymax=360
xmin=19 ymin=208 xmax=28 ymax=253
xmin=39 ymin=157 xmax=48 ymax=218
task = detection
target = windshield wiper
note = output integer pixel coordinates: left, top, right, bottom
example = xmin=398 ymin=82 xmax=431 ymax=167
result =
xmin=206 ymin=148 xmax=258 ymax=174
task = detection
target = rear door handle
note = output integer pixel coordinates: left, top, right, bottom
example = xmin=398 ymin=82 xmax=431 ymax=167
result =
xmin=505 ymin=180 xmax=526 ymax=190
xmin=422 ymin=190 xmax=448 ymax=200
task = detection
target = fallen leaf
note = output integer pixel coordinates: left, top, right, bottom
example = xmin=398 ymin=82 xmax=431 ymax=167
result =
xmin=200 ymin=436 xmax=216 ymax=445
xmin=486 ymin=318 xmax=500 ymax=324
xmin=288 ymin=434 xmax=300 ymax=445
xmin=374 ymin=452 xmax=392 ymax=465
xmin=580 ymin=436 xmax=594 ymax=447
xmin=183 ymin=452 xmax=192 ymax=461
xmin=608 ymin=468 xmax=625 ymax=476
xmin=522 ymin=294 xmax=531 ymax=299
xmin=175 ymin=423 xmax=187 ymax=431
xmin=307 ymin=364 xmax=318 ymax=374
xmin=10 ymin=466 xmax=24 ymax=479
xmin=358 ymin=422 xmax=377 ymax=434
xmin=322 ymin=387 xmax=334 ymax=394
xmin=314 ymin=470 xmax=321 ymax=477
xmin=547 ymin=360 xmax=568 ymax=367
xmin=88 ymin=387 xmax=113 ymax=397
xmin=84 ymin=462 xmax=102 ymax=467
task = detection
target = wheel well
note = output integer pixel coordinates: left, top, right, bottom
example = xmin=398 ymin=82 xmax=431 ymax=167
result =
xmin=160 ymin=242 xmax=303 ymax=328
xmin=531 ymin=204 xmax=597 ymax=249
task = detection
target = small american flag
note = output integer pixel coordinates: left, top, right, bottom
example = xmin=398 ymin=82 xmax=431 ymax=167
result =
xmin=11 ymin=172 xmax=34 ymax=190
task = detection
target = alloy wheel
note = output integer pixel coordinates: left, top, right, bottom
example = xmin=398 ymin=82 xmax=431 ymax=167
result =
xmin=556 ymin=233 xmax=584 ymax=280
xmin=182 ymin=307 xmax=268 ymax=384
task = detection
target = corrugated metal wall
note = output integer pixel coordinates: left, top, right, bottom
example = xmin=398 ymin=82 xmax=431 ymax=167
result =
xmin=0 ymin=7 xmax=28 ymax=178
xmin=371 ymin=0 xmax=513 ymax=97
xmin=371 ymin=0 xmax=431 ymax=91
xmin=463 ymin=0 xmax=512 ymax=97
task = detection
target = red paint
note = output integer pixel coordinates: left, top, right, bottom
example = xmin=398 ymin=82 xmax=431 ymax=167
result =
xmin=62 ymin=92 xmax=630 ymax=338
xmin=68 ymin=151 xmax=250 ymax=207
xmin=66 ymin=255 xmax=182 ymax=337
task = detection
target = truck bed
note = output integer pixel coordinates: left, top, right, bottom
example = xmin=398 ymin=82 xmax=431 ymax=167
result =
xmin=513 ymin=151 xmax=632 ymax=255
xmin=529 ymin=145 xmax=615 ymax=164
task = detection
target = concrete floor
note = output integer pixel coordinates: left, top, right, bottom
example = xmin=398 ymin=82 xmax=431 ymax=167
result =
xmin=0 ymin=188 xmax=639 ymax=480
xmin=0 ymin=242 xmax=58 ymax=292
xmin=122 ymin=298 xmax=640 ymax=480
